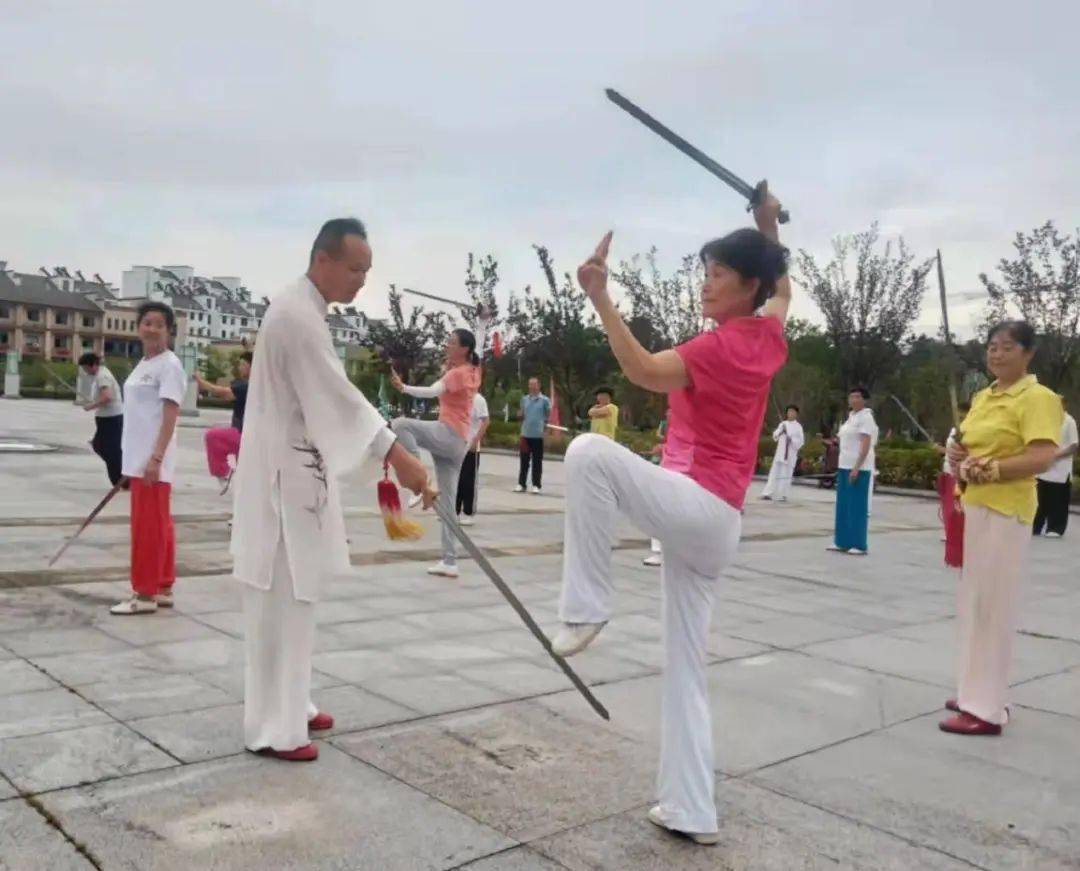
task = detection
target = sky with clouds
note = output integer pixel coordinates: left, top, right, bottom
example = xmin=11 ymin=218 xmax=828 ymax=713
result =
xmin=3 ymin=0 xmax=1077 ymax=338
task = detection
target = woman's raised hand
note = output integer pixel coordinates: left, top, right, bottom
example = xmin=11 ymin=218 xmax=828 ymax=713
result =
xmin=577 ymin=231 xmax=613 ymax=306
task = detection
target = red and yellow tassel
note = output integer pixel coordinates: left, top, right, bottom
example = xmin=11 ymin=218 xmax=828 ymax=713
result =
xmin=377 ymin=467 xmax=424 ymax=541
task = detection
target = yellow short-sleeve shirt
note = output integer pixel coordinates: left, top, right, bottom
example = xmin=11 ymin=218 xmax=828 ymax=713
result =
xmin=960 ymin=375 xmax=1063 ymax=523
xmin=591 ymin=403 xmax=619 ymax=439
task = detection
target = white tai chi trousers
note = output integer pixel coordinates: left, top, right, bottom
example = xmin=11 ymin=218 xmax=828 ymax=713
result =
xmin=956 ymin=504 xmax=1030 ymax=725
xmin=392 ymin=418 xmax=468 ymax=566
xmin=243 ymin=538 xmax=318 ymax=752
xmin=558 ymin=434 xmax=741 ymax=834
xmin=761 ymin=459 xmax=795 ymax=500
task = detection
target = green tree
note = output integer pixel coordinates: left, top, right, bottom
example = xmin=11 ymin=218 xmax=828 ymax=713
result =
xmin=611 ymin=249 xmax=704 ymax=350
xmin=796 ymin=223 xmax=932 ymax=392
xmin=505 ymin=245 xmax=616 ymax=423
xmin=366 ymin=286 xmax=448 ymax=386
xmin=980 ymin=221 xmax=1080 ymax=390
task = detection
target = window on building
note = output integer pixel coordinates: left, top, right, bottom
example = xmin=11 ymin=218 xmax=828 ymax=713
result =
xmin=241 ymin=318 xmax=248 ymax=327
xmin=82 ymin=315 xmax=96 ymax=328
xmin=55 ymin=335 xmax=70 ymax=350
xmin=222 ymin=330 xmax=227 ymax=338
xmin=0 ymin=331 xmax=9 ymax=346
xmin=26 ymin=308 xmax=42 ymax=322
xmin=0 ymin=305 xmax=10 ymax=319
xmin=54 ymin=311 xmax=70 ymax=326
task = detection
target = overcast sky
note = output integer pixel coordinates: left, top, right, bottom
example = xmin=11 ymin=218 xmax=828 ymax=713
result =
xmin=3 ymin=0 xmax=1077 ymax=338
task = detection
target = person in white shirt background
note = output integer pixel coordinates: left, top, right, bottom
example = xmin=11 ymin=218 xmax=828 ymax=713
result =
xmin=456 ymin=390 xmax=490 ymax=526
xmin=78 ymin=351 xmax=125 ymax=487
xmin=1032 ymin=402 xmax=1078 ymax=538
xmin=828 ymin=386 xmax=878 ymax=555
xmin=111 ymin=302 xmax=188 ymax=615
xmin=761 ymin=404 xmax=805 ymax=502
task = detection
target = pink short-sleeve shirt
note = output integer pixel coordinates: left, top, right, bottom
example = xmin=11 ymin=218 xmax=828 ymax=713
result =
xmin=440 ymin=365 xmax=482 ymax=440
xmin=673 ymin=316 xmax=788 ymax=509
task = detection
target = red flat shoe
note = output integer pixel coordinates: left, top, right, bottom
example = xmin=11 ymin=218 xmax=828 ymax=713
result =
xmin=255 ymin=743 xmax=319 ymax=761
xmin=946 ymin=698 xmax=1009 ymax=716
xmin=308 ymin=711 xmax=334 ymax=731
xmin=939 ymin=712 xmax=1001 ymax=736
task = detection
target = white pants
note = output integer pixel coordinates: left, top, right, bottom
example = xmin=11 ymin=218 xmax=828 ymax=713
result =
xmin=761 ymin=459 xmax=795 ymax=500
xmin=392 ymin=418 xmax=467 ymax=565
xmin=956 ymin=504 xmax=1029 ymax=725
xmin=243 ymin=539 xmax=318 ymax=751
xmin=558 ymin=434 xmax=741 ymax=834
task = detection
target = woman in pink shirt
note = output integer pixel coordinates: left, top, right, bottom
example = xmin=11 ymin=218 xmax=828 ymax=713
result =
xmin=390 ymin=328 xmax=481 ymax=578
xmin=552 ymin=194 xmax=791 ymax=844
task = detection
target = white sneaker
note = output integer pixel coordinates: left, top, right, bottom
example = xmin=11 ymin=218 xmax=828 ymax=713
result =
xmin=458 ymin=515 xmax=475 ymax=527
xmin=531 ymin=486 xmax=542 ymax=494
xmin=647 ymin=805 xmax=720 ymax=846
xmin=1045 ymin=531 xmax=1062 ymax=539
xmin=427 ymin=562 xmax=459 ymax=578
xmin=848 ymin=548 xmax=867 ymax=556
xmin=408 ymin=492 xmax=423 ymax=509
xmin=513 ymin=485 xmax=525 ymax=493
xmin=110 ymin=597 xmax=158 ymax=616
xmin=155 ymin=591 xmax=174 ymax=608
xmin=643 ymin=554 xmax=663 ymax=567
xmin=826 ymin=544 xmax=847 ymax=553
xmin=550 ymin=621 xmax=606 ymax=657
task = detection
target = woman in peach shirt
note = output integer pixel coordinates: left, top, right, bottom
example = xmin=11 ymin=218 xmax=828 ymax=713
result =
xmin=390 ymin=328 xmax=481 ymax=578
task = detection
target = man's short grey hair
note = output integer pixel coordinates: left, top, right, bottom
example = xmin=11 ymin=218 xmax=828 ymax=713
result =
xmin=310 ymin=218 xmax=368 ymax=264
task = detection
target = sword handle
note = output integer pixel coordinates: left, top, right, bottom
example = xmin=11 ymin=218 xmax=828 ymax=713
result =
xmin=748 ymin=179 xmax=790 ymax=224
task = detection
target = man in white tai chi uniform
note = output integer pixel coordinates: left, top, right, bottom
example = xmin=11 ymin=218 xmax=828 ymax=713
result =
xmin=231 ymin=218 xmax=432 ymax=761
xmin=761 ymin=404 xmax=804 ymax=502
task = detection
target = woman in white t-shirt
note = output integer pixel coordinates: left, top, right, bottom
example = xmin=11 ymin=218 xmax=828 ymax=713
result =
xmin=828 ymin=386 xmax=878 ymax=555
xmin=111 ymin=302 xmax=188 ymax=615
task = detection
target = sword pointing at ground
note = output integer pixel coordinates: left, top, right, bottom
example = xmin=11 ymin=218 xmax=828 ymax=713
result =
xmin=605 ymin=88 xmax=790 ymax=223
xmin=432 ymin=500 xmax=611 ymax=721
xmin=47 ymin=478 xmax=126 ymax=567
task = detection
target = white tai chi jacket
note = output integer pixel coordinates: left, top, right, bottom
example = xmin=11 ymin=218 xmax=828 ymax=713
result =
xmin=771 ymin=420 xmax=805 ymax=466
xmin=230 ymin=276 xmax=395 ymax=602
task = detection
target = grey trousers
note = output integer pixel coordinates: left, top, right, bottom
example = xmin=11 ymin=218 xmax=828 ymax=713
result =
xmin=391 ymin=418 xmax=468 ymax=565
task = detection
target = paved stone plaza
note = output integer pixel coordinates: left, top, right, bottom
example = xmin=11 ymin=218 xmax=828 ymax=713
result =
xmin=1 ymin=398 xmax=1078 ymax=870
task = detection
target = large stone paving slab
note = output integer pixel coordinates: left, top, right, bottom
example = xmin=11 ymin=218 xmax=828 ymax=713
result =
xmin=0 ymin=626 xmax=129 ymax=658
xmin=77 ymin=673 xmax=235 ymax=720
xmin=332 ymin=701 xmax=656 ymax=842
xmin=538 ymin=650 xmax=943 ymax=775
xmin=39 ymin=744 xmax=513 ymax=870
xmin=0 ymin=722 xmax=178 ymax=794
xmin=0 ymin=688 xmax=111 ymax=740
xmin=1010 ymin=667 xmax=1080 ymax=719
xmin=0 ymin=659 xmax=61 ymax=695
xmin=749 ymin=711 xmax=1080 ymax=870
xmin=531 ymin=778 xmax=977 ymax=871
xmin=0 ymin=799 xmax=95 ymax=870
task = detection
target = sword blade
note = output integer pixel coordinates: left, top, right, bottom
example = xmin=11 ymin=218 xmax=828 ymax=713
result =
xmin=48 ymin=479 xmax=125 ymax=567
xmin=606 ymin=89 xmax=754 ymax=197
xmin=433 ymin=501 xmax=610 ymax=720
xmin=889 ymin=394 xmax=934 ymax=442
xmin=401 ymin=287 xmax=473 ymax=312
xmin=936 ymin=250 xmax=963 ymax=432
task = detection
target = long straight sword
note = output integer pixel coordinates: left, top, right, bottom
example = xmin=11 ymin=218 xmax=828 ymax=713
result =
xmin=401 ymin=287 xmax=473 ymax=312
xmin=48 ymin=479 xmax=126 ymax=567
xmin=889 ymin=394 xmax=934 ymax=442
xmin=432 ymin=501 xmax=610 ymax=720
xmin=606 ymin=88 xmax=790 ymax=223
xmin=936 ymin=250 xmax=962 ymax=433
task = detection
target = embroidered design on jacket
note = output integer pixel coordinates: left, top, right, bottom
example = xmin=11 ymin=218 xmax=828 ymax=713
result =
xmin=292 ymin=439 xmax=328 ymax=528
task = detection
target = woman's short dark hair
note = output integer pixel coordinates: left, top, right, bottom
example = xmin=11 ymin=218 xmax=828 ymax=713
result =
xmin=699 ymin=228 xmax=789 ymax=310
xmin=136 ymin=301 xmax=175 ymax=331
xmin=987 ymin=320 xmax=1036 ymax=351
xmin=849 ymin=385 xmax=870 ymax=400
xmin=596 ymin=386 xmax=614 ymax=397
xmin=452 ymin=328 xmax=480 ymax=366
xmin=786 ymin=404 xmax=800 ymax=414
xmin=78 ymin=352 xmax=100 ymax=367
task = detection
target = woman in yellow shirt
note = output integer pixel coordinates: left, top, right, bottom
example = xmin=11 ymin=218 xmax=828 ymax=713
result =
xmin=943 ymin=321 xmax=1062 ymax=736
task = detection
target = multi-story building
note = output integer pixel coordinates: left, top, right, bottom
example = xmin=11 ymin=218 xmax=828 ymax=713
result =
xmin=0 ymin=263 xmax=188 ymax=362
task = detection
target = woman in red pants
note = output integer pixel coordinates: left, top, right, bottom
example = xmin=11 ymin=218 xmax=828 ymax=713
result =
xmin=195 ymin=351 xmax=252 ymax=493
xmin=111 ymin=301 xmax=188 ymax=615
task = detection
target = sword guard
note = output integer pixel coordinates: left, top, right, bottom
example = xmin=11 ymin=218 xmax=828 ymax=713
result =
xmin=748 ymin=179 xmax=790 ymax=224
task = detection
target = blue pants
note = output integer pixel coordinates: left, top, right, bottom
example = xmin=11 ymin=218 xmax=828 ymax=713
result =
xmin=834 ymin=469 xmax=871 ymax=551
